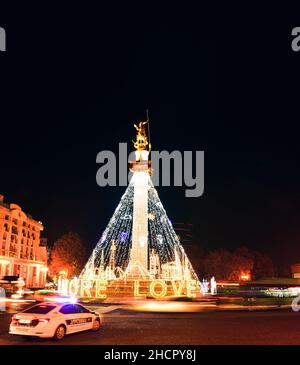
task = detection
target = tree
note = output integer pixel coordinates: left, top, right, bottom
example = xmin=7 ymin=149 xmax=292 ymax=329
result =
xmin=203 ymin=249 xmax=232 ymax=280
xmin=202 ymin=247 xmax=274 ymax=281
xmin=252 ymin=251 xmax=275 ymax=279
xmin=228 ymin=247 xmax=254 ymax=281
xmin=49 ymin=232 xmax=86 ymax=278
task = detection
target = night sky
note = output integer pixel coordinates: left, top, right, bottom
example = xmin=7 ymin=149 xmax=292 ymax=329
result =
xmin=1 ymin=3 xmax=299 ymax=271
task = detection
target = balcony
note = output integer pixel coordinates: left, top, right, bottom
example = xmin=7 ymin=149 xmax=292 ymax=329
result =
xmin=0 ymin=249 xmax=17 ymax=258
xmin=20 ymin=253 xmax=29 ymax=260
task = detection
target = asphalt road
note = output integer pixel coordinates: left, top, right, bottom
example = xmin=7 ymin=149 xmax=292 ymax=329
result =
xmin=1 ymin=306 xmax=300 ymax=345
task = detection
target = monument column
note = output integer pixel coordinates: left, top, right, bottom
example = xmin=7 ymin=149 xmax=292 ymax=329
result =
xmin=128 ymin=120 xmax=151 ymax=277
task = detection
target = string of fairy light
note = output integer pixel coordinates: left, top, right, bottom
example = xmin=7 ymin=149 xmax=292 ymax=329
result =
xmin=93 ymin=181 xmax=134 ymax=270
xmin=148 ymin=178 xmax=198 ymax=279
xmin=81 ymin=174 xmax=198 ymax=282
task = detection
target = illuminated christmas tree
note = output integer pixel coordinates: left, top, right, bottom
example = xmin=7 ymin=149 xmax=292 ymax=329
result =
xmin=80 ymin=119 xmax=198 ymax=285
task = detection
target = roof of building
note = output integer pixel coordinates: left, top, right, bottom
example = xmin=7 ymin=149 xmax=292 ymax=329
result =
xmin=0 ymin=195 xmax=42 ymax=227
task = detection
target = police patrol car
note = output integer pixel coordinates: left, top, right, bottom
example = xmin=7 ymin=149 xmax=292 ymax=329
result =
xmin=9 ymin=301 xmax=102 ymax=340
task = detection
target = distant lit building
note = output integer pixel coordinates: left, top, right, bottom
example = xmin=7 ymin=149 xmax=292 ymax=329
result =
xmin=291 ymin=263 xmax=300 ymax=279
xmin=0 ymin=195 xmax=47 ymax=288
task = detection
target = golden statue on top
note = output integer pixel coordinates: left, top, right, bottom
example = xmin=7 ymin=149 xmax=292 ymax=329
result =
xmin=129 ymin=116 xmax=152 ymax=174
xmin=133 ymin=120 xmax=149 ymax=151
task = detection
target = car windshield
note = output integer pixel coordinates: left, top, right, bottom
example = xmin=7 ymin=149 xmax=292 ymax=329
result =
xmin=23 ymin=304 xmax=56 ymax=314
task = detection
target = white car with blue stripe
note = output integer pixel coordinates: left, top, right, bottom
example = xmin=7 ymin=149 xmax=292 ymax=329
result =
xmin=9 ymin=301 xmax=102 ymax=340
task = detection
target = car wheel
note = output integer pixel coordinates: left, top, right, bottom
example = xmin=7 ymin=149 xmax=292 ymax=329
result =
xmin=53 ymin=325 xmax=66 ymax=340
xmin=92 ymin=318 xmax=101 ymax=332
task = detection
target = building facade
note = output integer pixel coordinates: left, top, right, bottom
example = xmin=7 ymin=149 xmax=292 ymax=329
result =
xmin=291 ymin=263 xmax=300 ymax=278
xmin=0 ymin=195 xmax=47 ymax=288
